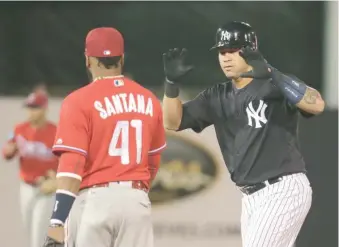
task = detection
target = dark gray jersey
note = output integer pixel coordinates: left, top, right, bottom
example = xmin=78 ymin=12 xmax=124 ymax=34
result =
xmin=178 ymin=78 xmax=311 ymax=186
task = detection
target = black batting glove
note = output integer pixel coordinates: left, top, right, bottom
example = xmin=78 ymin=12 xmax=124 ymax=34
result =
xmin=162 ymin=48 xmax=194 ymax=98
xmin=163 ymin=48 xmax=194 ymax=83
xmin=239 ymin=47 xmax=272 ymax=79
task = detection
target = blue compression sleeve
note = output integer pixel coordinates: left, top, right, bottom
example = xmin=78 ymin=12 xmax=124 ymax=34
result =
xmin=271 ymin=70 xmax=307 ymax=105
xmin=50 ymin=190 xmax=76 ymax=225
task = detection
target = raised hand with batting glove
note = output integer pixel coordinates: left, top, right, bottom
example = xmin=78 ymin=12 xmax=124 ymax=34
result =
xmin=239 ymin=46 xmax=272 ymax=79
xmin=163 ymin=48 xmax=194 ymax=98
xmin=239 ymin=46 xmax=323 ymax=110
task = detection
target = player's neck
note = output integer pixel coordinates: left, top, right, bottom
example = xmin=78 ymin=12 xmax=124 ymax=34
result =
xmin=30 ymin=118 xmax=47 ymax=129
xmin=91 ymin=68 xmax=123 ymax=82
xmin=232 ymin=77 xmax=253 ymax=89
xmin=231 ymin=65 xmax=254 ymax=89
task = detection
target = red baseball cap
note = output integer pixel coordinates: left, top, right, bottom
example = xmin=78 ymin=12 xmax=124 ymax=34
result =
xmin=24 ymin=91 xmax=48 ymax=108
xmin=85 ymin=27 xmax=124 ymax=57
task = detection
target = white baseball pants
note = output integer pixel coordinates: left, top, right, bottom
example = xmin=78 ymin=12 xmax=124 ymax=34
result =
xmin=20 ymin=181 xmax=55 ymax=247
xmin=241 ymin=173 xmax=312 ymax=247
xmin=65 ymin=182 xmax=153 ymax=247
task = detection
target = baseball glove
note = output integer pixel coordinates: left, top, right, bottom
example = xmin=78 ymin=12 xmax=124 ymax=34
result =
xmin=42 ymin=236 xmax=64 ymax=247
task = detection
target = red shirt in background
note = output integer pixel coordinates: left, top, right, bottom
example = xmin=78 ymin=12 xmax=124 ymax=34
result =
xmin=4 ymin=122 xmax=58 ymax=184
xmin=52 ymin=76 xmax=166 ymax=190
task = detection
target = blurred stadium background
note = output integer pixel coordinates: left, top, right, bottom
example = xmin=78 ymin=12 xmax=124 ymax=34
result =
xmin=0 ymin=2 xmax=337 ymax=247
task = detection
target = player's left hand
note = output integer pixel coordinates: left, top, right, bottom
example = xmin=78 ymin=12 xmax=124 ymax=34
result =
xmin=39 ymin=178 xmax=57 ymax=195
xmin=43 ymin=226 xmax=64 ymax=247
xmin=46 ymin=169 xmax=57 ymax=179
xmin=163 ymin=48 xmax=194 ymax=82
xmin=239 ymin=47 xmax=272 ymax=79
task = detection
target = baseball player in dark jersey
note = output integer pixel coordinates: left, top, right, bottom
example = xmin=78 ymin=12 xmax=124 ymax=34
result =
xmin=162 ymin=21 xmax=325 ymax=247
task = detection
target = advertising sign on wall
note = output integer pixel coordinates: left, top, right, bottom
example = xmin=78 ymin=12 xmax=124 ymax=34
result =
xmin=150 ymin=131 xmax=242 ymax=247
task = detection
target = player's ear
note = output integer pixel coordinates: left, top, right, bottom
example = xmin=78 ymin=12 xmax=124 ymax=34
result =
xmin=120 ymin=54 xmax=124 ymax=68
xmin=85 ymin=55 xmax=90 ymax=68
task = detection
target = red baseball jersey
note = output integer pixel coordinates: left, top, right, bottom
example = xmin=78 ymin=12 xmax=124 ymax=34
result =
xmin=52 ymin=76 xmax=166 ymax=189
xmin=5 ymin=122 xmax=58 ymax=184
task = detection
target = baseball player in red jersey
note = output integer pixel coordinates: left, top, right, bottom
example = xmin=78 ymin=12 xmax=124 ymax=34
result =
xmin=43 ymin=27 xmax=166 ymax=247
xmin=2 ymin=90 xmax=58 ymax=247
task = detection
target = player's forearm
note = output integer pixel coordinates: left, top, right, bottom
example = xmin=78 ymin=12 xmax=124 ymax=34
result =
xmin=50 ymin=177 xmax=80 ymax=226
xmin=148 ymin=154 xmax=161 ymax=181
xmin=1 ymin=143 xmax=17 ymax=160
xmin=50 ymin=152 xmax=85 ymax=226
xmin=163 ymin=80 xmax=184 ymax=130
xmin=162 ymin=96 xmax=183 ymax=130
xmin=271 ymin=70 xmax=325 ymax=115
xmin=295 ymin=87 xmax=325 ymax=115
xmin=56 ymin=176 xmax=81 ymax=195
xmin=149 ymin=165 xmax=159 ymax=181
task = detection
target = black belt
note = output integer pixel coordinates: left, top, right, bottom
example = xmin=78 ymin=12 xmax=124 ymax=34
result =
xmin=240 ymin=176 xmax=283 ymax=195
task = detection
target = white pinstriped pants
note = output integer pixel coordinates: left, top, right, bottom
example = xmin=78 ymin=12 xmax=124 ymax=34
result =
xmin=241 ymin=173 xmax=312 ymax=247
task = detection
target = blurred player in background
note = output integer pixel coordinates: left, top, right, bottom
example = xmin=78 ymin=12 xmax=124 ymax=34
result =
xmin=43 ymin=27 xmax=166 ymax=247
xmin=2 ymin=89 xmax=58 ymax=247
xmin=33 ymin=83 xmax=49 ymax=96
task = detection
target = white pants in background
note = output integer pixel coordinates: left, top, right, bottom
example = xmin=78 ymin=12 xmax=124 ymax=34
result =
xmin=241 ymin=173 xmax=312 ymax=247
xmin=20 ymin=181 xmax=55 ymax=247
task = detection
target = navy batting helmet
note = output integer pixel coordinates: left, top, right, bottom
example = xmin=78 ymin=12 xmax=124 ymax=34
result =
xmin=211 ymin=21 xmax=258 ymax=51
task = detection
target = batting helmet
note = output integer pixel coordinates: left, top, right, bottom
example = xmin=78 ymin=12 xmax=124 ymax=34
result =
xmin=210 ymin=21 xmax=258 ymax=51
